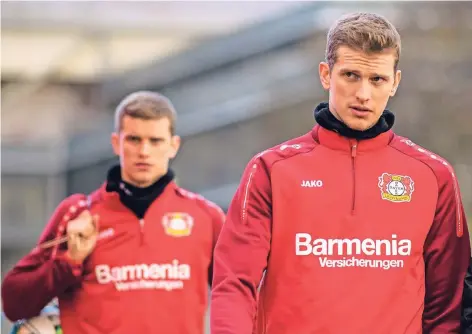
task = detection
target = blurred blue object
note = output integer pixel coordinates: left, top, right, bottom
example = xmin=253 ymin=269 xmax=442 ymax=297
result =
xmin=3 ymin=302 xmax=60 ymax=334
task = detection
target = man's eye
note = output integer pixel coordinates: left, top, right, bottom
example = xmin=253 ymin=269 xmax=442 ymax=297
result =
xmin=372 ymin=76 xmax=385 ymax=82
xmin=344 ymin=72 xmax=358 ymax=79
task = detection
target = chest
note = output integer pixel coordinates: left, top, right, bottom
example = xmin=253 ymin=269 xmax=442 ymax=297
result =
xmin=270 ymin=148 xmax=438 ymax=252
xmin=83 ymin=203 xmax=213 ymax=276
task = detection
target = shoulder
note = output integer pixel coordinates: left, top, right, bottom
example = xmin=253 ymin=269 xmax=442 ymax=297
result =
xmin=389 ymin=135 xmax=458 ymax=186
xmin=174 ymin=185 xmax=225 ymax=221
xmin=38 ymin=193 xmax=91 ymax=243
xmin=52 ymin=187 xmax=105 ymax=225
xmin=58 ymin=187 xmax=105 ymax=217
xmin=390 ymin=135 xmax=465 ymax=238
xmin=54 ymin=193 xmax=89 ymax=218
xmin=249 ymin=131 xmax=318 ymax=170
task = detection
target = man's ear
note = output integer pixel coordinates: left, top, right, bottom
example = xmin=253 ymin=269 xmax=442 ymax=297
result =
xmin=169 ymin=135 xmax=181 ymax=159
xmin=111 ymin=132 xmax=120 ymax=156
xmin=319 ymin=62 xmax=331 ymax=90
xmin=390 ymin=70 xmax=402 ymax=97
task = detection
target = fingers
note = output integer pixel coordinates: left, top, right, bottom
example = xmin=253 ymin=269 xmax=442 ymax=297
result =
xmin=67 ymin=211 xmax=99 ymax=236
xmin=69 ymin=230 xmax=95 ymax=251
xmin=75 ymin=234 xmax=83 ymax=251
xmin=66 ymin=208 xmax=99 ymax=261
xmin=68 ymin=233 xmax=78 ymax=250
xmin=82 ymin=215 xmax=99 ymax=239
xmin=77 ymin=226 xmax=98 ymax=240
xmin=92 ymin=214 xmax=100 ymax=231
xmin=77 ymin=209 xmax=92 ymax=220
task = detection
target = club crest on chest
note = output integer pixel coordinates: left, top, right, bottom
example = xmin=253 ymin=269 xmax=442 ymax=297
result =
xmin=162 ymin=212 xmax=194 ymax=237
xmin=378 ymin=173 xmax=415 ymax=203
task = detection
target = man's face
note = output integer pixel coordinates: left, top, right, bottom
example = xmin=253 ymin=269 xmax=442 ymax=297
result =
xmin=111 ymin=116 xmax=180 ymax=187
xmin=319 ymin=46 xmax=401 ymax=131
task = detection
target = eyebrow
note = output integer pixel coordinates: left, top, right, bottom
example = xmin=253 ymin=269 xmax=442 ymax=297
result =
xmin=340 ymin=68 xmax=390 ymax=78
xmin=126 ymin=134 xmax=166 ymax=141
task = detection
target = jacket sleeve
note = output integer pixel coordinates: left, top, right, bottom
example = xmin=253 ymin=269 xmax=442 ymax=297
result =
xmin=1 ymin=194 xmax=87 ymax=322
xmin=423 ymin=168 xmax=471 ymax=333
xmin=208 ymin=204 xmax=225 ymax=287
xmin=211 ymin=157 xmax=272 ymax=333
xmin=461 ymin=258 xmax=472 ymax=333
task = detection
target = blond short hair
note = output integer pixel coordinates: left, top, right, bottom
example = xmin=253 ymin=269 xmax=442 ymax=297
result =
xmin=326 ymin=12 xmax=401 ymax=71
xmin=114 ymin=91 xmax=177 ymax=134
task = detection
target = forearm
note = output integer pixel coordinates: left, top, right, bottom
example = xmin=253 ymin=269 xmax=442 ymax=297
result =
xmin=2 ymin=250 xmax=83 ymax=321
xmin=2 ymin=194 xmax=88 ymax=321
xmin=210 ymin=156 xmax=272 ymax=333
xmin=211 ymin=240 xmax=263 ymax=333
xmin=423 ymin=211 xmax=470 ymax=333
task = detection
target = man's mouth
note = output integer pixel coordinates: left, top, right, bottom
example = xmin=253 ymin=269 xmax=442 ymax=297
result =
xmin=349 ymin=105 xmax=371 ymax=112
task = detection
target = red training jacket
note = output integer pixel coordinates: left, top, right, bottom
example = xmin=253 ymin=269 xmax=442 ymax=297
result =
xmin=2 ymin=181 xmax=224 ymax=334
xmin=211 ymin=125 xmax=470 ymax=334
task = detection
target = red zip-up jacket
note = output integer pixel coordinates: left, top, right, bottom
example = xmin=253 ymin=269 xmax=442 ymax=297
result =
xmin=2 ymin=181 xmax=224 ymax=334
xmin=211 ymin=125 xmax=470 ymax=334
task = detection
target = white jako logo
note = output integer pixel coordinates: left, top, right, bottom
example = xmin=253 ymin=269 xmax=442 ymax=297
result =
xmin=301 ymin=180 xmax=323 ymax=188
xmin=95 ymin=260 xmax=191 ymax=291
xmin=295 ymin=233 xmax=412 ymax=270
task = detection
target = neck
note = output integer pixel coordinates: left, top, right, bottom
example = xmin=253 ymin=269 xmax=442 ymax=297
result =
xmin=105 ymin=165 xmax=175 ymax=218
xmin=121 ymin=174 xmax=164 ymax=189
xmin=313 ymin=102 xmax=395 ymax=140
xmin=106 ymin=165 xmax=174 ymax=197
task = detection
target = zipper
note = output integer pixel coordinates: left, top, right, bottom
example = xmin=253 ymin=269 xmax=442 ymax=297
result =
xmin=350 ymin=140 xmax=358 ymax=214
xmin=139 ymin=218 xmax=145 ymax=245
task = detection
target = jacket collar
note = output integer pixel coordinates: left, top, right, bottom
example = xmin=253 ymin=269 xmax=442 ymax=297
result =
xmin=312 ymin=125 xmax=393 ymax=153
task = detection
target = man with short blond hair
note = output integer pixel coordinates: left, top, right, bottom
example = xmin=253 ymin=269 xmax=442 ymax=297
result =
xmin=114 ymin=91 xmax=177 ymax=134
xmin=3 ymin=91 xmax=225 ymax=334
xmin=211 ymin=12 xmax=470 ymax=333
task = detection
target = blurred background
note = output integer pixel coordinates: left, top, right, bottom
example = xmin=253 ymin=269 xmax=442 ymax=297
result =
xmin=1 ymin=1 xmax=472 ymax=332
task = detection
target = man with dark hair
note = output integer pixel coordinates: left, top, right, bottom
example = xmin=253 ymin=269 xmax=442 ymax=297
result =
xmin=210 ymin=12 xmax=470 ymax=333
xmin=2 ymin=91 xmax=225 ymax=334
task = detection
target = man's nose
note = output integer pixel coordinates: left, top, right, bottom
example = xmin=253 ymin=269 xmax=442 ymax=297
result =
xmin=139 ymin=142 xmax=151 ymax=156
xmin=355 ymin=81 xmax=371 ymax=102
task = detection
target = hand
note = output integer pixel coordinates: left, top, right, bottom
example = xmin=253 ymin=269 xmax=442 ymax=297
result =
xmin=17 ymin=324 xmax=32 ymax=334
xmin=66 ymin=210 xmax=99 ymax=263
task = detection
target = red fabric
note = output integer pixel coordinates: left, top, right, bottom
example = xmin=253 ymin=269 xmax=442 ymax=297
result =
xmin=210 ymin=125 xmax=470 ymax=334
xmin=2 ymin=194 xmax=86 ymax=321
xmin=2 ymin=182 xmax=224 ymax=334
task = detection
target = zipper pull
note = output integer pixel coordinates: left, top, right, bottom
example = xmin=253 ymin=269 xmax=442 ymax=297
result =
xmin=138 ymin=219 xmax=145 ymax=245
xmin=351 ymin=141 xmax=358 ymax=158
